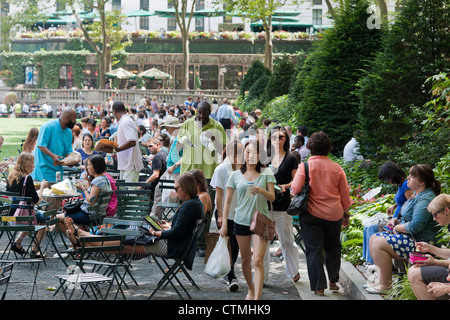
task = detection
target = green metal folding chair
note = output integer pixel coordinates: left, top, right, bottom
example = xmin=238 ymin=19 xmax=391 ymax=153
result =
xmin=292 ymin=215 xmax=306 ymax=253
xmin=54 ymin=234 xmax=125 ymax=300
xmin=155 ymin=179 xmax=180 ymax=221
xmin=148 ymin=210 xmax=211 ymax=300
xmin=0 ymin=262 xmax=14 ymax=300
xmin=99 ymin=217 xmax=145 ymax=299
xmin=115 ymin=182 xmax=153 ymax=221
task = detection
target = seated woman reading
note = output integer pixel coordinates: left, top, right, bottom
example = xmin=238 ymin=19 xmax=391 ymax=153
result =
xmin=64 ymin=172 xmax=204 ymax=259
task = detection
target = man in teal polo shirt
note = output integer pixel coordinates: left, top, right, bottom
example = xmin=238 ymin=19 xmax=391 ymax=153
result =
xmin=32 ymin=109 xmax=77 ymax=182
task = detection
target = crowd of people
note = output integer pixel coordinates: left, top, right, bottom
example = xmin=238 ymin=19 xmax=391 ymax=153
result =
xmin=0 ymin=93 xmax=448 ymax=300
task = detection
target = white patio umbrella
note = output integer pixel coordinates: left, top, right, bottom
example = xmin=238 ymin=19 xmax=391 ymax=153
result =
xmin=138 ymin=68 xmax=172 ymax=80
xmin=105 ymin=68 xmax=137 ymax=79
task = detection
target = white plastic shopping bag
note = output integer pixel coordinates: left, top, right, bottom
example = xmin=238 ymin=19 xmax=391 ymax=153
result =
xmin=204 ymin=235 xmax=231 ymax=278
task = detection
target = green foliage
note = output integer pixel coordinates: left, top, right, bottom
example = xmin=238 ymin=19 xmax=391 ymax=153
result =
xmin=373 ymin=73 xmax=450 ymax=169
xmin=292 ymin=0 xmax=382 ymax=154
xmin=0 ymin=52 xmax=34 ymax=87
xmin=260 ymin=94 xmax=297 ymax=125
xmin=356 ymin=0 xmax=450 ymax=157
xmin=260 ymin=56 xmax=296 ymax=105
xmin=387 ymin=271 xmax=417 ymax=300
xmin=244 ymin=75 xmax=270 ymax=103
xmin=239 ymin=60 xmax=270 ymax=97
xmin=34 ymin=50 xmax=89 ymax=89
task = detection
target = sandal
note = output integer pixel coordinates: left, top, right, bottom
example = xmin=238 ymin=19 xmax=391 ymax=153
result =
xmin=293 ymin=273 xmax=300 ymax=283
xmin=30 ymin=251 xmax=46 ymax=259
xmin=314 ymin=290 xmax=325 ymax=296
xmin=11 ymin=243 xmax=26 ymax=255
xmin=329 ymin=282 xmax=339 ymax=292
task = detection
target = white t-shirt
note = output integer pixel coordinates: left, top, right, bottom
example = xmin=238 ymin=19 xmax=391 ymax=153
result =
xmin=210 ymin=158 xmax=238 ymax=220
xmin=117 ymin=114 xmax=144 ymax=172
xmin=343 ymin=137 xmax=364 ymax=162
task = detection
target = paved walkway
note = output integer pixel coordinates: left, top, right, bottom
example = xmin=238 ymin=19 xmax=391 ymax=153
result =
xmin=1 ymin=236 xmax=361 ymax=302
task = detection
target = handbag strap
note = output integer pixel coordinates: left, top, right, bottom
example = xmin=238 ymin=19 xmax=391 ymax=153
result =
xmin=304 ymin=161 xmax=309 ymax=185
xmin=21 ymin=175 xmax=28 ymax=197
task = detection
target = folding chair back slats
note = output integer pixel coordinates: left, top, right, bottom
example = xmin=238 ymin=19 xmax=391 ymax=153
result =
xmin=114 ymin=182 xmax=153 ymax=221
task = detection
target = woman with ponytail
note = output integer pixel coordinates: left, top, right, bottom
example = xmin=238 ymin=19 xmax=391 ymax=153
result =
xmin=367 ymin=164 xmax=441 ymax=294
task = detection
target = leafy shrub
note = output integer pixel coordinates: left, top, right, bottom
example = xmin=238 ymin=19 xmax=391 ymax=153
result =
xmin=292 ymin=0 xmax=382 ymax=154
xmin=356 ymin=0 xmax=450 ymax=156
xmin=239 ymin=60 xmax=270 ymax=97
xmin=260 ymin=56 xmax=296 ymax=105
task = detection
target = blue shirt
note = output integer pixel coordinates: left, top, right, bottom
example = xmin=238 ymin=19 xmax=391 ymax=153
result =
xmin=393 ymin=180 xmax=411 ymax=218
xmin=217 ymin=104 xmax=235 ymax=121
xmin=167 ymin=136 xmax=183 ymax=174
xmin=400 ymin=188 xmax=439 ymax=241
xmin=32 ymin=119 xmax=73 ymax=182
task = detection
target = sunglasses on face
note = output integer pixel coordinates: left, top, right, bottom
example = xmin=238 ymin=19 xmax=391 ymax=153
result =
xmin=272 ymin=135 xmax=285 ymax=140
xmin=174 ymin=186 xmax=181 ymax=192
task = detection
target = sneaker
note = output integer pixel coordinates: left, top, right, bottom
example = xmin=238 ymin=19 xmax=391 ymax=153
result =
xmin=229 ymin=278 xmax=239 ymax=292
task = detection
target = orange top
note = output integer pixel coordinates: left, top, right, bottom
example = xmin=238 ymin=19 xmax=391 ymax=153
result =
xmin=291 ymin=156 xmax=351 ymax=221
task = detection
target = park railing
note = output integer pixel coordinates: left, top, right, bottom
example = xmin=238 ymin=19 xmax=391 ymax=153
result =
xmin=0 ymin=87 xmax=240 ymax=108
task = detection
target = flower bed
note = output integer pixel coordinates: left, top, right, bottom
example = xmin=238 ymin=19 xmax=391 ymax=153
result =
xmin=14 ymin=29 xmax=317 ymax=42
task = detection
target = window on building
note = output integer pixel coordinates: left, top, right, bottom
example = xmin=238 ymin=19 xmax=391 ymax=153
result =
xmin=25 ymin=66 xmax=38 ymax=86
xmin=59 ymin=65 xmax=74 ymax=89
xmin=168 ymin=18 xmax=177 ymax=31
xmin=312 ymin=9 xmax=322 ymax=25
xmin=313 ymin=0 xmax=322 ymax=5
xmin=1 ymin=1 xmax=9 ymax=16
xmin=112 ymin=0 xmax=121 ymax=11
xmin=83 ymin=65 xmax=98 ymax=89
xmin=175 ymin=65 xmax=194 ymax=89
xmin=199 ymin=65 xmax=218 ymax=89
xmin=140 ymin=0 xmax=149 ymax=30
xmin=195 ymin=18 xmax=205 ymax=31
xmin=195 ymin=0 xmax=205 ymax=31
xmin=223 ymin=65 xmax=243 ymax=90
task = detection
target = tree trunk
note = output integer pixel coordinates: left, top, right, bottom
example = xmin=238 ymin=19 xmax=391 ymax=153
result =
xmin=182 ymin=32 xmax=190 ymax=89
xmin=375 ymin=0 xmax=389 ymax=27
xmin=263 ymin=19 xmax=273 ymax=72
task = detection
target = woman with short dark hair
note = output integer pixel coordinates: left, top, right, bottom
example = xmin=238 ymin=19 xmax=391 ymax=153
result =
xmin=291 ymin=131 xmax=351 ymax=296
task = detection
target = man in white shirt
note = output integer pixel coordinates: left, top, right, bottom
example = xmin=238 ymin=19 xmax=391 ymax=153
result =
xmin=112 ymin=101 xmax=144 ymax=182
xmin=343 ymin=131 xmax=366 ymax=163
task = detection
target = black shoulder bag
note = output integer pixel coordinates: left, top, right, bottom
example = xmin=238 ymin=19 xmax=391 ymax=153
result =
xmin=287 ymin=161 xmax=310 ymax=216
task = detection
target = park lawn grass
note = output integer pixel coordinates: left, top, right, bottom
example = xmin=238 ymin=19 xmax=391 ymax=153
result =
xmin=0 ymin=117 xmax=51 ymax=159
